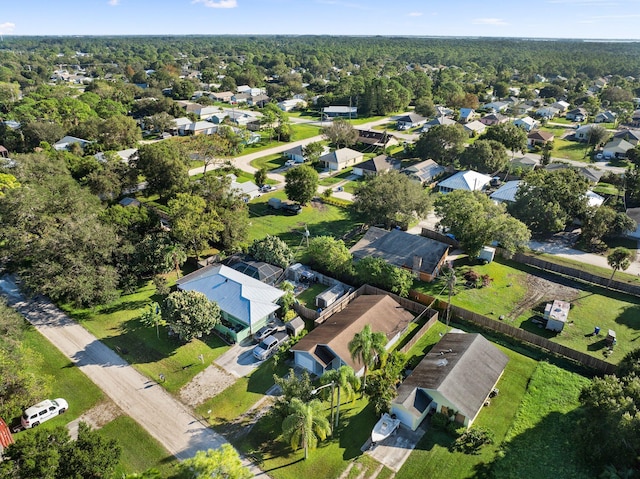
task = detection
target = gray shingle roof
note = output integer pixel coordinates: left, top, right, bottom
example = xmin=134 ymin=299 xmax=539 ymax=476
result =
xmin=394 ymin=333 xmax=508 ymax=420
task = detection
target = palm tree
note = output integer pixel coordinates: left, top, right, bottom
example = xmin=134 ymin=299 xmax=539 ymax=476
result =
xmin=348 ymin=324 xmax=387 ymax=393
xmin=320 ymin=365 xmax=360 ymax=405
xmin=607 ymin=247 xmax=632 ymax=283
xmin=281 ymin=398 xmax=331 ymax=460
xmin=164 ymin=244 xmax=187 ymax=279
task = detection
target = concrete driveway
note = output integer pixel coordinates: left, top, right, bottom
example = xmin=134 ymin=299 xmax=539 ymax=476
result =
xmin=363 ymin=424 xmax=426 ymax=472
xmin=214 ymin=340 xmax=264 ymax=378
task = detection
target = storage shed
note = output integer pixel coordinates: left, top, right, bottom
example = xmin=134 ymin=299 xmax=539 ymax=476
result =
xmin=544 ymin=300 xmax=570 ymax=332
xmin=316 ymin=284 xmax=344 ymax=309
xmin=286 ymin=316 xmax=305 ymax=337
xmin=478 ymin=246 xmax=496 ymax=263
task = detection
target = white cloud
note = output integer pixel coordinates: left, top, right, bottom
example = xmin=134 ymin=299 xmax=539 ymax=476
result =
xmin=192 ymin=0 xmax=238 ymax=8
xmin=472 ymin=18 xmax=508 ymax=26
xmin=0 ymin=22 xmax=15 ymax=34
xmin=408 ymin=12 xmax=423 ymax=17
xmin=108 ymin=0 xmax=120 ymax=5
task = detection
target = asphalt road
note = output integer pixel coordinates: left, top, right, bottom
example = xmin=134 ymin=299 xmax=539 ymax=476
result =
xmin=0 ymin=275 xmax=264 ymax=476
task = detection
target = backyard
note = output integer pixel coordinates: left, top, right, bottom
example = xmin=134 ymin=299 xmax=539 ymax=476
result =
xmin=247 ymin=192 xmax=363 ymax=248
xmin=412 ymin=257 xmax=640 ymax=363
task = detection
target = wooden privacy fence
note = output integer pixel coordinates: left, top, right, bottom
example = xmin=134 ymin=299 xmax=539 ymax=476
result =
xmin=501 ymin=249 xmax=640 ymax=298
xmin=410 ymin=290 xmax=617 ymax=374
xmin=398 ymin=312 xmax=439 ymax=354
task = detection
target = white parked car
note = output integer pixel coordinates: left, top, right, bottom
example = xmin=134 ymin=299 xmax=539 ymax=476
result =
xmin=259 ymin=185 xmax=276 ymax=193
xmin=253 ymin=324 xmax=278 ymax=342
xmin=21 ymin=398 xmax=68 ymax=428
xmin=285 ymin=159 xmax=296 ymax=167
xmin=253 ymin=331 xmax=289 ymax=361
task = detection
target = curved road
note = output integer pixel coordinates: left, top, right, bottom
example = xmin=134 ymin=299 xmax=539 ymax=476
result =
xmin=0 ymin=275 xmax=265 ymax=476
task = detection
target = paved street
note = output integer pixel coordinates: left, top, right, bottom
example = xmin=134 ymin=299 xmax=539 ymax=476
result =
xmin=0 ymin=275 xmax=265 ymax=476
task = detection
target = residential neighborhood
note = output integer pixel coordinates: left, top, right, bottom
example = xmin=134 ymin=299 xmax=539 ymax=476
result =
xmin=1 ymin=29 xmax=640 ymax=479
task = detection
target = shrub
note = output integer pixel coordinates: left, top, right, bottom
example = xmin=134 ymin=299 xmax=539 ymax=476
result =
xmin=430 ymin=412 xmax=450 ymax=430
xmin=451 ymin=427 xmax=495 ymax=454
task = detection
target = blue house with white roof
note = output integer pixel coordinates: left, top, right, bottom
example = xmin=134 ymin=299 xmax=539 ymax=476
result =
xmin=176 ymin=264 xmax=285 ymax=343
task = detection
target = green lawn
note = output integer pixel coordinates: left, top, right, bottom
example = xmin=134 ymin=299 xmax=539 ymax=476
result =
xmin=396 ymin=356 xmax=592 ymax=479
xmin=290 ymin=123 xmax=322 ymax=141
xmin=533 ymin=251 xmax=640 ymax=285
xmin=412 ymin=257 xmax=640 ymax=363
xmin=489 ymin=362 xmax=593 ymax=478
xmin=250 ymin=152 xmax=287 ymax=171
xmin=552 ymin=137 xmax=591 ymax=162
xmin=247 ymin=193 xmax=363 ymax=248
xmin=65 ymin=279 xmax=229 ymax=394
xmin=550 ymin=117 xmax=577 ymax=125
xmin=16 ymin=326 xmax=105 ymax=429
xmin=591 ymin=182 xmax=621 ymax=196
xmin=396 ymin=345 xmax=537 ymax=479
xmin=295 ymin=283 xmax=328 ymax=308
xmin=101 ymin=416 xmax=177 ymax=478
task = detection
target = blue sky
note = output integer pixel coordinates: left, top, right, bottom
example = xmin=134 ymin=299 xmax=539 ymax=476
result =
xmin=2 ymin=0 xmax=640 ymax=39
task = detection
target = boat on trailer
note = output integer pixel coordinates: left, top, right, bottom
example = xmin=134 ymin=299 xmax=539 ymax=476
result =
xmin=370 ymin=413 xmax=401 ymax=445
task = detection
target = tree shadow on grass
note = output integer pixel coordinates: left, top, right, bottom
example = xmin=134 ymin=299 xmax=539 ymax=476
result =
xmin=338 ymin=401 xmax=378 ymax=460
xmin=519 ymin=315 xmax=557 ymax=338
xmin=482 ymin=411 xmax=595 ymax=479
xmin=615 ymin=304 xmax=640 ymax=330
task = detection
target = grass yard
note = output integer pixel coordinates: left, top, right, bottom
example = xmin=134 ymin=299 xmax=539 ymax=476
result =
xmin=489 ymin=362 xmax=593 ymax=478
xmin=552 ymin=137 xmax=591 ymax=162
xmin=591 ymin=181 xmax=621 ymax=196
xmin=533 ymin=251 xmax=640 ymax=286
xmin=237 ymin=397 xmax=379 ymax=479
xmin=396 ymin=356 xmax=593 ymax=479
xmin=396 ymin=344 xmax=538 ymax=479
xmin=101 ymin=416 xmax=177 ymax=478
xmin=412 ymin=257 xmax=640 ymax=363
xmin=250 ymin=152 xmax=287 ymax=171
xmin=15 ymin=326 xmax=105 ymax=429
xmin=295 ymin=283 xmax=328 ymax=308
xmin=247 ymin=192 xmax=363 ymax=248
xmin=290 ymin=123 xmax=322 ymax=141
xmin=65 ymin=279 xmax=229 ymax=394
xmin=318 ymin=167 xmax=356 ymax=186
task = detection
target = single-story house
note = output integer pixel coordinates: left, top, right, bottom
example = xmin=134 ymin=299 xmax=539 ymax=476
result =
xmin=118 ymin=197 xmax=141 ymax=208
xmin=511 ymin=154 xmax=540 ymax=170
xmin=458 ymin=108 xmax=477 ymax=123
xmin=322 ymin=106 xmax=358 ymax=119
xmin=631 ymin=109 xmax=640 ymax=127
xmin=196 ymin=106 xmax=221 ymax=119
xmin=172 ymin=117 xmax=193 ymax=135
xmin=463 ymin=120 xmax=486 ymax=137
xmin=185 ymin=121 xmax=218 ymax=136
xmin=435 ymin=106 xmax=454 ymax=117
xmin=512 ymin=103 xmax=534 ymax=116
xmin=350 ymin=226 xmax=450 ymax=282
xmin=278 ymin=99 xmax=306 ymax=112
xmin=602 ymin=138 xmax=634 ymax=159
xmin=356 ymin=129 xmax=398 ymax=148
xmin=438 ymin=170 xmax=492 ymax=193
xmin=551 ymin=100 xmax=570 ymax=113
xmin=396 ymin=113 xmax=427 ymax=130
xmin=248 ymin=94 xmax=270 ymax=108
xmin=480 ymin=113 xmax=508 ymax=126
xmin=545 ymin=163 xmax=604 ymax=183
xmin=402 ymin=159 xmax=445 ymax=184
xmin=53 ymin=135 xmax=93 ymax=151
xmin=566 ymin=108 xmax=588 ymax=122
xmin=527 ymin=130 xmax=555 ymax=147
xmin=352 ymin=154 xmax=400 ymax=177
xmin=210 ymin=91 xmax=234 ymax=102
xmin=513 ymin=116 xmax=538 ymax=132
xmin=490 ymin=180 xmax=521 ymax=204
xmin=483 ymin=101 xmax=509 ymax=113
xmin=231 ymin=92 xmax=251 ymax=104
xmin=292 ymin=294 xmax=414 ymax=376
xmin=574 ymin=124 xmax=599 ymax=141
xmin=319 ymin=148 xmax=364 ymax=171
xmin=391 ymin=332 xmax=508 ymax=430
xmin=613 ymin=129 xmax=640 ymax=146
xmin=625 ymin=207 xmax=640 ymax=238
xmin=223 ymin=254 xmax=283 ymax=286
xmin=230 ymin=178 xmax=260 ymax=200
xmin=176 ymin=264 xmax=285 ymax=343
xmin=0 ymin=145 xmax=8 ymax=158
xmin=420 ymin=116 xmax=457 ymax=132
xmin=595 ymin=110 xmax=617 ymax=124
xmin=535 ymin=106 xmax=560 ymax=120
xmin=283 ymin=145 xmax=306 ymax=163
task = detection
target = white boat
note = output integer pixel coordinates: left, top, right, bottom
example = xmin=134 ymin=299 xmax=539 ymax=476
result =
xmin=371 ymin=413 xmax=401 ymax=444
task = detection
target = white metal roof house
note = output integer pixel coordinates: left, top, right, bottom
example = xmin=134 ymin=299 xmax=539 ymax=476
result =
xmin=602 ymin=138 xmax=634 ymax=159
xmin=53 ymin=135 xmax=93 ymax=151
xmin=176 ymin=264 xmax=285 ymax=343
xmin=402 ymin=159 xmax=445 ymax=184
xmin=463 ymin=120 xmax=486 ymax=137
xmin=391 ymin=333 xmax=508 ymax=430
xmin=513 ymin=116 xmax=539 ymax=132
xmin=490 ymin=180 xmax=521 ymax=204
xmin=319 ymin=148 xmax=364 ymax=171
xmin=438 ymin=171 xmax=492 ymax=193
xmin=322 ymin=106 xmax=358 ymax=119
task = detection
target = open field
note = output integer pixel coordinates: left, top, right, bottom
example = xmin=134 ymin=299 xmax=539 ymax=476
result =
xmin=412 ymin=257 xmax=640 ymax=363
xmin=247 ymin=192 xmax=363 ymax=247
xmin=552 ymin=137 xmax=591 ymax=162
